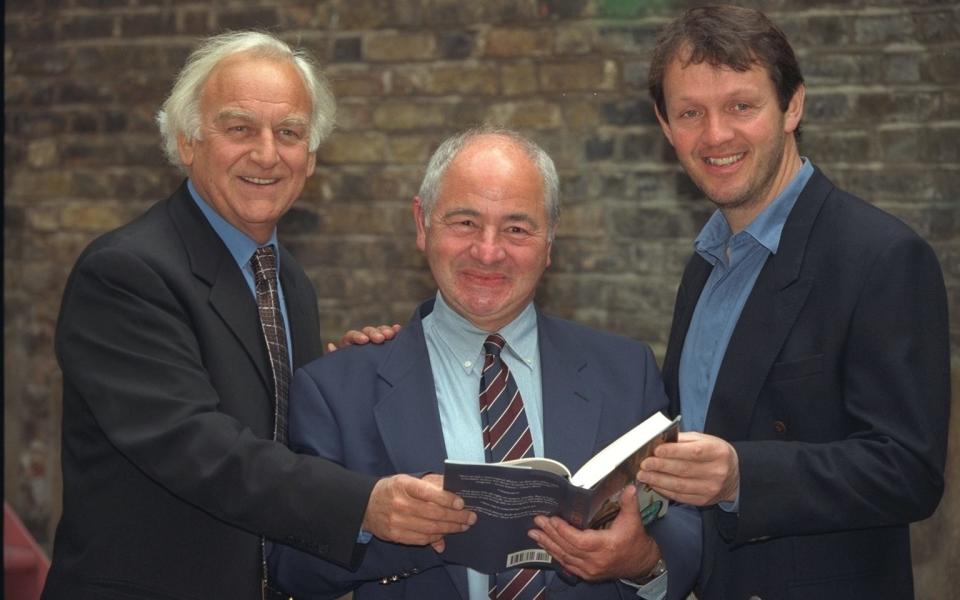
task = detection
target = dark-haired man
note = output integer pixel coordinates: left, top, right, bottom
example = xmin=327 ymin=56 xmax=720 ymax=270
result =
xmin=634 ymin=6 xmax=950 ymax=599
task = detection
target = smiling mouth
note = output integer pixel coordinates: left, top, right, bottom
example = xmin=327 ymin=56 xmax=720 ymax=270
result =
xmin=462 ymin=271 xmax=508 ymax=284
xmin=240 ymin=176 xmax=279 ymax=185
xmin=704 ymin=153 xmax=745 ymax=167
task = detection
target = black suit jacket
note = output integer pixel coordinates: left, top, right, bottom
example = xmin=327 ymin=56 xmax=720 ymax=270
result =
xmin=662 ymin=166 xmax=951 ymax=600
xmin=43 ymin=183 xmax=377 ymax=600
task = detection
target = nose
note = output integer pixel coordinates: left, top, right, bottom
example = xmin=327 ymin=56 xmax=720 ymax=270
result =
xmin=469 ymin=229 xmax=507 ymax=265
xmin=250 ymin=130 xmax=279 ymax=168
xmin=703 ymin=112 xmax=735 ymax=146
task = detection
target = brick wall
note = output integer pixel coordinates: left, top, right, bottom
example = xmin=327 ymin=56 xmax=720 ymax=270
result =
xmin=5 ymin=1 xmax=958 ymax=596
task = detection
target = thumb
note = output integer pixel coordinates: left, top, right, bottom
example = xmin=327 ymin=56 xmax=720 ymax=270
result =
xmin=612 ymin=484 xmax=641 ymax=528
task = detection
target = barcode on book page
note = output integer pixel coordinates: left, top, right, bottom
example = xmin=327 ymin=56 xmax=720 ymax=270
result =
xmin=505 ymin=549 xmax=552 ymax=568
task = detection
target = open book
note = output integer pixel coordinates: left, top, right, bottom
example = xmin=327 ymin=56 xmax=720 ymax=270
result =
xmin=442 ymin=411 xmax=680 ymax=574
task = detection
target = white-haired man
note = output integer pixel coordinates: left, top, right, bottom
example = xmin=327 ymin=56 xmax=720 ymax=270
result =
xmin=43 ymin=31 xmax=473 ymax=600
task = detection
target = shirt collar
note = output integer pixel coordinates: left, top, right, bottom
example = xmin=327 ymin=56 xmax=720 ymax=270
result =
xmin=187 ymin=179 xmax=280 ymax=269
xmin=693 ymin=158 xmax=814 ymax=263
xmin=428 ymin=291 xmax=538 ymax=373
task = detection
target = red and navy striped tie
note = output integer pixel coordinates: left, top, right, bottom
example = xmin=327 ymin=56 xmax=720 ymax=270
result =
xmin=480 ymin=333 xmax=547 ymax=600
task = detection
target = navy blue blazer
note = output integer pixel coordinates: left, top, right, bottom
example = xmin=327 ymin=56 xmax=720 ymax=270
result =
xmin=272 ymin=299 xmax=701 ymax=600
xmin=662 ymin=166 xmax=950 ymax=599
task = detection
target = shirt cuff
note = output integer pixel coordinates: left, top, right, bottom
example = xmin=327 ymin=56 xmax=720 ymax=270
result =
xmin=719 ymin=486 xmax=740 ymax=513
xmin=619 ymin=569 xmax=668 ymax=600
xmin=358 ymin=528 xmax=373 ymax=543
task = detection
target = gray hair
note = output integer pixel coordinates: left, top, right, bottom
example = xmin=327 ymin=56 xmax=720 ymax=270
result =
xmin=156 ymin=31 xmax=335 ymax=171
xmin=418 ymin=127 xmax=560 ymax=241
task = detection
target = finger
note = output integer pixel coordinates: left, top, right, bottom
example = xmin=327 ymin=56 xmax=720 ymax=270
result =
xmin=537 ymin=516 xmax=599 ymax=556
xmin=421 ymin=473 xmax=443 ymax=487
xmin=405 ymin=477 xmax=466 ymax=511
xmin=325 ymin=342 xmax=337 ymax=353
xmin=361 ymin=326 xmax=386 ymax=343
xmin=431 ymin=539 xmax=446 ymax=553
xmin=338 ymin=330 xmax=369 ymax=347
xmin=653 ymin=440 xmax=707 ymax=461
xmin=528 ymin=527 xmax=585 ymax=573
xmin=641 ymin=474 xmax=713 ymax=506
xmin=610 ymin=484 xmax=641 ymax=528
xmin=377 ymin=324 xmax=400 ymax=340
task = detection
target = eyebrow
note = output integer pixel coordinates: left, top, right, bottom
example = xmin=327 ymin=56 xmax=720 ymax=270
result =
xmin=441 ymin=207 xmax=541 ymax=228
xmin=214 ymin=109 xmax=256 ymax=123
xmin=214 ymin=109 xmax=310 ymax=129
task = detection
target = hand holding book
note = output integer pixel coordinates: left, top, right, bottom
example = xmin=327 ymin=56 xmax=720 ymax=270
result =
xmin=441 ymin=412 xmax=680 ymax=574
xmin=529 ymin=483 xmax=663 ymax=582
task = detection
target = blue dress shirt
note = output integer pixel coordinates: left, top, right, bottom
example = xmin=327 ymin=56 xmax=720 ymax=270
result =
xmin=679 ymin=159 xmax=813 ymax=436
xmin=187 ymin=180 xmax=294 ymax=367
xmin=422 ymin=292 xmax=543 ymax=600
xmin=678 ymin=159 xmax=813 ymax=513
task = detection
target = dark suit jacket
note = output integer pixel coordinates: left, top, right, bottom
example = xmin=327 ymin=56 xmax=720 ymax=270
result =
xmin=662 ymin=166 xmax=950 ymax=600
xmin=43 ymin=183 xmax=377 ymax=600
xmin=271 ymin=298 xmax=702 ymax=600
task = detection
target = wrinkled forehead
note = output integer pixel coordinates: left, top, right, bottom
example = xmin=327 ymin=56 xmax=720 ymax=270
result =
xmin=200 ymin=53 xmax=311 ymax=113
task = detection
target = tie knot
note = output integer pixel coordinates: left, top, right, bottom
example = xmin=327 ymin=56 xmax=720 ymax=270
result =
xmin=483 ymin=333 xmax=506 ymax=358
xmin=250 ymin=246 xmax=278 ymax=284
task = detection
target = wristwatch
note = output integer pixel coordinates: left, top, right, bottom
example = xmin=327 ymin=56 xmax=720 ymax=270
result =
xmin=631 ymin=558 xmax=666 ymax=586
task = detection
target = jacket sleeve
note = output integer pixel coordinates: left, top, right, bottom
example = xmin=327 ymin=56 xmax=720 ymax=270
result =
xmin=270 ymin=367 xmax=445 ymax=597
xmin=56 ymin=246 xmax=377 ymax=567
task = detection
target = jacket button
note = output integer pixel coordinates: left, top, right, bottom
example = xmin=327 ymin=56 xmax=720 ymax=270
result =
xmin=773 ymin=420 xmax=786 ymax=434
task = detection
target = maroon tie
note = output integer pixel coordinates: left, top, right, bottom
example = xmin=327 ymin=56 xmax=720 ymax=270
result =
xmin=479 ymin=334 xmax=547 ymax=600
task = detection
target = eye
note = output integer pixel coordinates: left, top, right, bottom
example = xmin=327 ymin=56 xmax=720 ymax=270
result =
xmin=678 ymin=108 xmax=701 ymax=119
xmin=227 ymin=125 xmax=249 ymax=134
xmin=278 ymin=128 xmax=303 ymax=140
xmin=506 ymin=225 xmax=531 ymax=236
xmin=446 ymin=218 xmax=478 ymax=232
xmin=732 ymin=102 xmax=753 ymax=113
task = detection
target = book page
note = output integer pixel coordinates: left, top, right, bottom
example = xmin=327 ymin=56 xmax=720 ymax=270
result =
xmin=570 ymin=412 xmax=677 ymax=489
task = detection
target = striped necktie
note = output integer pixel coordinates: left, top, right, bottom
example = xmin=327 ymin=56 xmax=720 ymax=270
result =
xmin=251 ymin=246 xmax=292 ymax=599
xmin=250 ymin=246 xmax=291 ymax=444
xmin=479 ymin=333 xmax=547 ymax=600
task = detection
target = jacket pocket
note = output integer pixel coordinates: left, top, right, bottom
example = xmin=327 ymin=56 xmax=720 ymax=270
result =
xmin=768 ymin=354 xmax=823 ymax=382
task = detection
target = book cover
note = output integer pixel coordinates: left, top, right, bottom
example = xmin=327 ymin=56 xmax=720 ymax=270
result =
xmin=442 ymin=412 xmax=680 ymax=574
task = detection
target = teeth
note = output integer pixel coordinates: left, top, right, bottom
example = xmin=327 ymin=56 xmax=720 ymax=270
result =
xmin=242 ymin=177 xmax=277 ymax=185
xmin=705 ymin=153 xmax=744 ymax=166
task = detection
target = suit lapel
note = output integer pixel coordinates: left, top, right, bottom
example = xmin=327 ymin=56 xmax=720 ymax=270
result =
xmin=538 ymin=314 xmax=601 ymax=473
xmin=704 ymin=169 xmax=831 ymax=439
xmin=166 ymin=184 xmax=271 ymax=392
xmin=537 ymin=312 xmax=602 ymax=590
xmin=370 ymin=301 xmax=470 ymax=599
xmin=663 ymin=256 xmax=712 ymax=417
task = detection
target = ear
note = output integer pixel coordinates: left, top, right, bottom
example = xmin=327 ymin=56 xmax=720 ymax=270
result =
xmin=306 ymin=151 xmax=317 ymax=178
xmin=784 ymin=84 xmax=805 ymax=134
xmin=545 ymin=239 xmax=552 ymax=269
xmin=654 ymin=104 xmax=675 ymax=148
xmin=413 ymin=197 xmax=427 ymax=252
xmin=177 ymin=134 xmax=196 ymax=167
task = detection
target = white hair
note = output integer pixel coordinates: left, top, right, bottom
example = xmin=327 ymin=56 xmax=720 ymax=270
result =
xmin=156 ymin=31 xmax=335 ymax=171
xmin=418 ymin=127 xmax=560 ymax=241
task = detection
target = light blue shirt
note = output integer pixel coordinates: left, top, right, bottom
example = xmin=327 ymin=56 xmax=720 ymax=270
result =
xmin=187 ymin=179 xmax=293 ymax=367
xmin=422 ymin=292 xmax=543 ymax=600
xmin=423 ymin=293 xmax=663 ymax=600
xmin=678 ymin=159 xmax=813 ymax=512
xmin=679 ymin=159 xmax=813 ymax=434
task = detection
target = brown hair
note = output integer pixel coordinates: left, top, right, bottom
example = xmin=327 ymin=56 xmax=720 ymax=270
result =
xmin=648 ymin=5 xmax=804 ymax=137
